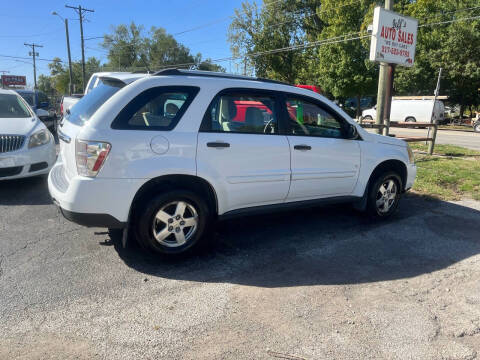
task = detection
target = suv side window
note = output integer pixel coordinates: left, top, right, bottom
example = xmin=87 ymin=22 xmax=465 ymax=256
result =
xmin=202 ymin=92 xmax=278 ymax=134
xmin=111 ymin=86 xmax=199 ymax=130
xmin=286 ymin=97 xmax=344 ymax=139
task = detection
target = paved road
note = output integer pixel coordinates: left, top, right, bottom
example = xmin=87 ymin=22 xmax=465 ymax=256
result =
xmin=1 ymin=177 xmax=480 ymax=359
xmin=368 ymin=127 xmax=480 ymax=150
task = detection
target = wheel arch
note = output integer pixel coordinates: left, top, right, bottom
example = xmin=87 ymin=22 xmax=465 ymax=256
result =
xmin=129 ymin=174 xmax=218 ymax=221
xmin=369 ymin=159 xmax=408 ymax=192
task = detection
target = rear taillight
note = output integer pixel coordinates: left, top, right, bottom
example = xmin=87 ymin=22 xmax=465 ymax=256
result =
xmin=75 ymin=139 xmax=111 ymax=177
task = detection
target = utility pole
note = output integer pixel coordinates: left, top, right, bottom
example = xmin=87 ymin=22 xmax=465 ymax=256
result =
xmin=383 ymin=64 xmax=395 ymax=136
xmin=428 ymin=68 xmax=442 ymax=155
xmin=375 ymin=0 xmax=394 ymax=134
xmin=24 ymin=43 xmax=43 ymax=90
xmin=0 ymin=71 xmax=10 ymax=88
xmin=66 ymin=4 xmax=94 ymax=93
xmin=52 ymin=12 xmax=73 ymax=95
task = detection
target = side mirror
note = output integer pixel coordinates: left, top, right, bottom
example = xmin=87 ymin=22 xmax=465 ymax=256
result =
xmin=345 ymin=123 xmax=359 ymax=140
xmin=36 ymin=108 xmax=49 ymax=119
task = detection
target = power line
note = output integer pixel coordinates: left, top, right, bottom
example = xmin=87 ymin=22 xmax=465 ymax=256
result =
xmin=173 ymin=0 xmax=365 ymax=37
xmin=0 ymin=54 xmax=62 ymax=62
xmin=419 ymin=14 xmax=480 ymax=27
xmin=151 ymin=11 xmax=480 ymax=71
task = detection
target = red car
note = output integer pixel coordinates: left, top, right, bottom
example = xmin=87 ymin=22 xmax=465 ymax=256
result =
xmin=295 ymin=84 xmax=322 ymax=94
xmin=231 ymin=100 xmax=272 ymax=122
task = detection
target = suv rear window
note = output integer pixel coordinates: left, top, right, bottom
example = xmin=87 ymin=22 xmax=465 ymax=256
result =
xmin=111 ymin=86 xmax=199 ymax=130
xmin=65 ymin=78 xmax=124 ymax=126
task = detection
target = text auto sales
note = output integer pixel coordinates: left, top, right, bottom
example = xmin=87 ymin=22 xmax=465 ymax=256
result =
xmin=379 ymin=25 xmax=414 ymax=58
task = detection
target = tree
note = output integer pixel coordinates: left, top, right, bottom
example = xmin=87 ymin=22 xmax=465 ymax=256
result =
xmin=194 ymin=56 xmax=226 ymax=72
xmin=394 ymin=0 xmax=480 ymax=118
xmin=37 ymin=75 xmax=56 ymax=96
xmin=47 ymin=56 xmax=101 ymax=94
xmin=102 ymin=22 xmax=147 ymax=70
xmin=147 ymin=27 xmax=195 ymax=69
xmin=311 ymin=0 xmax=378 ymax=117
xmin=101 ymin=22 xmax=221 ymax=72
xmin=229 ymin=0 xmax=308 ymax=82
xmin=229 ymin=0 xmax=377 ymax=116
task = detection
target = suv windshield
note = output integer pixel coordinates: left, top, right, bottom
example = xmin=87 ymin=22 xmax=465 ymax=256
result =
xmin=66 ymin=78 xmax=124 ymax=126
xmin=0 ymin=94 xmax=32 ymax=118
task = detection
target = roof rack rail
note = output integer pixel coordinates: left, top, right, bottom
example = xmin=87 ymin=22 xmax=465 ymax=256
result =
xmin=153 ymin=68 xmax=292 ymax=86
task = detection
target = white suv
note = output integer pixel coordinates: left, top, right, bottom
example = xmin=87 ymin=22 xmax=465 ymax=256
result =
xmin=48 ymin=70 xmax=416 ymax=255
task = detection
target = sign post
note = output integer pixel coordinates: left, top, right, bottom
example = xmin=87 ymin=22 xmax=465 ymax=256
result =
xmin=370 ymin=6 xmax=418 ymax=135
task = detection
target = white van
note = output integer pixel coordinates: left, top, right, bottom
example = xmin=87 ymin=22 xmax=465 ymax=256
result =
xmin=362 ymin=98 xmax=445 ymax=123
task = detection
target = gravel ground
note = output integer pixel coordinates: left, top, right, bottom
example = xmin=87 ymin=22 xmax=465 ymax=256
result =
xmin=1 ymin=176 xmax=480 ymax=359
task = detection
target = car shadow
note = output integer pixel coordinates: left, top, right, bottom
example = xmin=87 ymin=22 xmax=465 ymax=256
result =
xmin=111 ymin=194 xmax=480 ymax=287
xmin=0 ymin=175 xmax=53 ymax=206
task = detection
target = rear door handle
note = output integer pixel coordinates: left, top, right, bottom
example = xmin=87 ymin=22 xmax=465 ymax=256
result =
xmin=207 ymin=142 xmax=230 ymax=148
xmin=294 ymin=144 xmax=311 ymax=151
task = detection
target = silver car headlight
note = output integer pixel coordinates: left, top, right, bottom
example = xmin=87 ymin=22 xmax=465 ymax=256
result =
xmin=407 ymin=144 xmax=415 ymax=164
xmin=28 ymin=129 xmax=51 ymax=148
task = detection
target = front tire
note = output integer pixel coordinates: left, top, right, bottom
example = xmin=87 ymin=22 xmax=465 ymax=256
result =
xmin=366 ymin=172 xmax=402 ymax=219
xmin=135 ymin=190 xmax=211 ymax=255
xmin=474 ymin=123 xmax=480 ymax=133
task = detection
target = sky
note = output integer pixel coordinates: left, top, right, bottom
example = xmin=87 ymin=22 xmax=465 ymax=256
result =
xmin=0 ymin=0 xmax=254 ymax=87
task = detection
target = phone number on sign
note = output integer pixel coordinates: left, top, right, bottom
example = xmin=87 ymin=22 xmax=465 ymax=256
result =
xmin=381 ymin=46 xmax=410 ymax=58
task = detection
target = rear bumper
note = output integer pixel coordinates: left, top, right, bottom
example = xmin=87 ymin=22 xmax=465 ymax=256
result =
xmin=48 ymin=161 xmax=144 ymax=227
xmin=54 ymin=202 xmax=126 ymax=228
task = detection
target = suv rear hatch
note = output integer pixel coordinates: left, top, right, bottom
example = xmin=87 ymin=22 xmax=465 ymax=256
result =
xmin=58 ymin=77 xmax=127 ymax=180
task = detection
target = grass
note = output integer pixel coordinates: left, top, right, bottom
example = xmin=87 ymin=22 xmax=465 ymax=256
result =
xmin=438 ymin=124 xmax=474 ymax=132
xmin=409 ymin=142 xmax=480 ymax=157
xmin=408 ymin=143 xmax=480 ymax=201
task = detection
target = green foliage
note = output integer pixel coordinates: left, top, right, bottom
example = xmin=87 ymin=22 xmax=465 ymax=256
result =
xmin=229 ymin=0 xmax=309 ymax=82
xmin=312 ymin=0 xmax=378 ymax=99
xmin=101 ymin=22 xmax=225 ymax=72
xmin=230 ymin=0 xmax=480 ymax=114
xmin=48 ymin=56 xmax=101 ymax=94
xmin=37 ymin=74 xmax=56 ymax=96
xmin=395 ymin=0 xmax=480 ymax=116
xmin=44 ymin=22 xmax=224 ymax=96
xmin=229 ymin=0 xmax=377 ymax=99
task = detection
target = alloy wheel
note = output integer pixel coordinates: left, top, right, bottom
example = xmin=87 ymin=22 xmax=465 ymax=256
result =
xmin=375 ymin=179 xmax=398 ymax=214
xmin=152 ymin=201 xmax=198 ymax=247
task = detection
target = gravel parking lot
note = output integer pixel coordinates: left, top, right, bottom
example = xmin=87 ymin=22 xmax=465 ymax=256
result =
xmin=1 ymin=176 xmax=480 ymax=359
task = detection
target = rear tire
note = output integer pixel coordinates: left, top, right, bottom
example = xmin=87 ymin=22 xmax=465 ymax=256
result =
xmin=363 ymin=115 xmax=373 ymax=121
xmin=134 ymin=190 xmax=211 ymax=255
xmin=405 ymin=117 xmax=416 ymax=123
xmin=366 ymin=172 xmax=402 ymax=220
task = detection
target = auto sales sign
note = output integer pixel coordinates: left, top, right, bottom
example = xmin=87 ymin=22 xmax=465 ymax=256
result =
xmin=369 ymin=7 xmax=418 ymax=67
